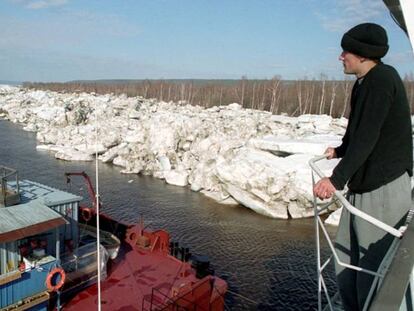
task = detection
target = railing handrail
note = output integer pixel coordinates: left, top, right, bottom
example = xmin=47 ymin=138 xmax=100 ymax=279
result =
xmin=0 ymin=165 xmax=17 ymax=180
xmin=309 ymin=155 xmax=404 ymax=238
xmin=0 ymin=166 xmax=20 ymax=207
xmin=143 ymin=277 xmax=215 ymax=311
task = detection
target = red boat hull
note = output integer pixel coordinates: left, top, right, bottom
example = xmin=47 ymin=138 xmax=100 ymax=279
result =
xmin=62 ymin=224 xmax=227 ymax=311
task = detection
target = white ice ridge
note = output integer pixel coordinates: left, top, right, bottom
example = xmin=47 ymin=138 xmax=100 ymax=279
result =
xmin=0 ymin=85 xmax=357 ymax=221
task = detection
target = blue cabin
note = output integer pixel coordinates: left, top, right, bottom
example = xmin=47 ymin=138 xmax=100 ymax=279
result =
xmin=0 ymin=166 xmax=82 ymax=310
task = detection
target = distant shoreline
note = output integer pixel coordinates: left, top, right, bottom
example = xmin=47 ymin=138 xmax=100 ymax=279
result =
xmin=0 ymin=81 xmax=21 ymax=86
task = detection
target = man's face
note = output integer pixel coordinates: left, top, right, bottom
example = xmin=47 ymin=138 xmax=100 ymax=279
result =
xmin=339 ymin=51 xmax=363 ymax=75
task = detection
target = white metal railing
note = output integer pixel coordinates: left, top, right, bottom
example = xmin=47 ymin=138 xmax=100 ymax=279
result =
xmin=310 ymin=155 xmax=406 ymax=238
xmin=309 ymin=155 xmax=408 ymax=311
xmin=0 ymin=165 xmax=20 ymax=207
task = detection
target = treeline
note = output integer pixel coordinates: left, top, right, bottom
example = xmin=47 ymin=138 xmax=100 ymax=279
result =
xmin=23 ymin=75 xmax=414 ymax=118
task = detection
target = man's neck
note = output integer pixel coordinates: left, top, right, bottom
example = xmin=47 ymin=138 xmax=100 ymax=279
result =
xmin=356 ymin=60 xmax=379 ymax=78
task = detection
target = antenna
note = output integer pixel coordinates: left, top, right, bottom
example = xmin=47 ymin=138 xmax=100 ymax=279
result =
xmin=95 ymin=100 xmax=102 ymax=311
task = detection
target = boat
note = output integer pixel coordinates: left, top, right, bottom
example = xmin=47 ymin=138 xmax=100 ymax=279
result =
xmin=78 ymin=223 xmax=121 ymax=260
xmin=0 ymin=166 xmax=227 ymax=310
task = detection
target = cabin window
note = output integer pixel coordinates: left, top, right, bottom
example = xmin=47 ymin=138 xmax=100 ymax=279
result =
xmin=0 ymin=242 xmax=18 ymax=275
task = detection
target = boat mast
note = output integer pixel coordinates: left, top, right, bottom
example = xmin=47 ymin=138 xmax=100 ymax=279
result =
xmin=95 ymin=100 xmax=102 ymax=311
xmin=383 ymin=0 xmax=414 ymax=53
xmin=399 ymin=0 xmax=414 ymax=53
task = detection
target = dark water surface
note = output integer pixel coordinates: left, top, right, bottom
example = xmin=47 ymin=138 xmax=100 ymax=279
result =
xmin=0 ymin=119 xmax=336 ymax=310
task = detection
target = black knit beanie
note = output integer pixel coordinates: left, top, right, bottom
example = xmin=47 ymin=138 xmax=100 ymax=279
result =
xmin=341 ymin=23 xmax=389 ymax=59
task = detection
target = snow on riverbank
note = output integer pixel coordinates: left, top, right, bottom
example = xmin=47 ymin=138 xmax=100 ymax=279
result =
xmin=0 ymin=85 xmax=348 ymax=221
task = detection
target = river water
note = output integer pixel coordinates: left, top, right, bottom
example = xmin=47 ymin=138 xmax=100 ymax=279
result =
xmin=0 ymin=119 xmax=336 ymax=310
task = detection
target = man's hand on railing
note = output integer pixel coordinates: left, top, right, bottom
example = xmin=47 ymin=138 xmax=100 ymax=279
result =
xmin=309 ymin=155 xmax=404 ymax=239
xmin=324 ymin=147 xmax=337 ymax=160
xmin=313 ymin=177 xmax=337 ymax=200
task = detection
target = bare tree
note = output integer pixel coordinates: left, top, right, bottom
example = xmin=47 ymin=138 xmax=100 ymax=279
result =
xmin=340 ymin=79 xmax=352 ymax=117
xmin=251 ymin=82 xmax=257 ymax=109
xmin=159 ymin=81 xmax=164 ymax=101
xmin=329 ymin=80 xmax=338 ymax=116
xmin=233 ymin=76 xmax=248 ymax=107
xmin=296 ymin=80 xmax=303 ymax=115
xmin=307 ymin=80 xmax=316 ymax=115
xmin=259 ymin=83 xmax=267 ymax=110
xmin=269 ymin=76 xmax=282 ymax=113
xmin=187 ymin=81 xmax=193 ymax=103
xmin=318 ymin=74 xmax=327 ymax=114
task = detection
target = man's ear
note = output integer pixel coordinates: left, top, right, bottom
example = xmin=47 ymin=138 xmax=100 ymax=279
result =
xmin=359 ymin=56 xmax=367 ymax=63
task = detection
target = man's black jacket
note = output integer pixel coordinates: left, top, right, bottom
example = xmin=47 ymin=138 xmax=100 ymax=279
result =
xmin=330 ymin=62 xmax=413 ymax=193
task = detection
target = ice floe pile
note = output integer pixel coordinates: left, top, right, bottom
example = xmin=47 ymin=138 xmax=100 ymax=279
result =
xmin=0 ymin=85 xmax=349 ymax=221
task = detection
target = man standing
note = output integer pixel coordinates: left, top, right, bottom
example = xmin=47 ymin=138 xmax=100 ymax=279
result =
xmin=313 ymin=23 xmax=412 ymax=310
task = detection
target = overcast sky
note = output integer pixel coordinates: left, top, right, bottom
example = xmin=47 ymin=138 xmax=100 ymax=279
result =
xmin=1 ymin=0 xmax=413 ymax=82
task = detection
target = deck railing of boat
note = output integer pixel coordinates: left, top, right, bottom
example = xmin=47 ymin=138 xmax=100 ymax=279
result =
xmin=309 ymin=155 xmax=414 ymax=311
xmin=142 ymin=276 xmax=225 ymax=311
xmin=0 ymin=165 xmax=20 ymax=206
xmin=142 ymin=288 xmax=193 ymax=311
xmin=60 ymin=243 xmax=108 ymax=292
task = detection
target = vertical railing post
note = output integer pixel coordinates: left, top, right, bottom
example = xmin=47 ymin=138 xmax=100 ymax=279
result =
xmin=1 ymin=177 xmax=5 ymax=206
xmin=313 ymin=172 xmax=323 ymax=311
xmin=55 ymin=227 xmax=61 ymax=310
xmin=15 ymin=173 xmax=19 ymax=198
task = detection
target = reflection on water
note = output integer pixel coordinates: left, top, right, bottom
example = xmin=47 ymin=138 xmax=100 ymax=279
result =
xmin=0 ymin=119 xmax=337 ymax=310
